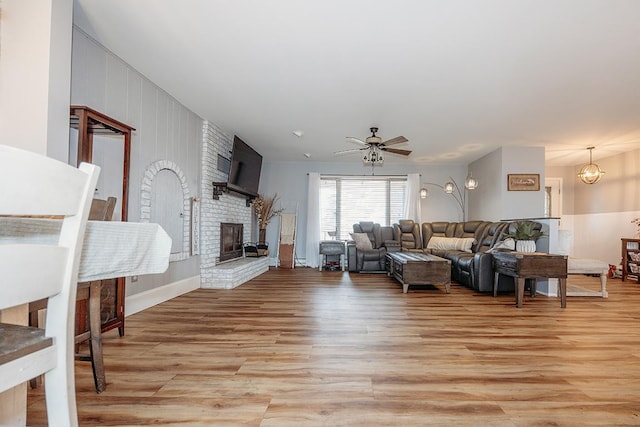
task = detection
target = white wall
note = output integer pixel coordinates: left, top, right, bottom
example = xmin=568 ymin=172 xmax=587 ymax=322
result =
xmin=547 ymin=147 xmax=640 ymax=265
xmin=468 ymin=148 xmax=503 ymax=221
xmin=469 ymin=146 xmax=545 ymax=221
xmin=0 ymin=0 xmax=73 ymax=159
xmin=501 ymin=146 xmax=545 ymax=219
xmin=258 ymin=160 xmax=469 ymax=265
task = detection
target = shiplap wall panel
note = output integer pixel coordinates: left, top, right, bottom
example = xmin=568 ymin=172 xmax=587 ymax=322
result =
xmin=70 ymin=26 xmax=203 ymax=296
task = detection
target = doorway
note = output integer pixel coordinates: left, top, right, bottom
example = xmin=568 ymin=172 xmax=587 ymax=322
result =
xmin=544 ymin=177 xmax=563 ymax=218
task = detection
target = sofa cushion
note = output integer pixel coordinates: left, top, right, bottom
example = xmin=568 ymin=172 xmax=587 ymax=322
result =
xmin=427 ymin=236 xmax=475 ymax=253
xmin=350 ymin=232 xmax=373 ymax=250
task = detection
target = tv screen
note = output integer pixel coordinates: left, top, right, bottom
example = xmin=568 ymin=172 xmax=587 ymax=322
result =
xmin=227 ymin=135 xmax=262 ymax=197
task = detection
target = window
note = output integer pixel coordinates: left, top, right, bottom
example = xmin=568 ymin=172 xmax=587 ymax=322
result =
xmin=319 ymin=176 xmax=407 ymax=240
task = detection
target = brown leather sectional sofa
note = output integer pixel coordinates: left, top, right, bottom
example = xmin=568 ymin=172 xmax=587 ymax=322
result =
xmin=347 ymin=219 xmax=542 ymax=293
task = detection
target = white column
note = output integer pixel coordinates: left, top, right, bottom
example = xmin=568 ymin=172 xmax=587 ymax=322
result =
xmin=535 ymin=217 xmax=561 ymax=296
xmin=0 ymin=0 xmax=73 ymax=160
xmin=0 ymin=1 xmax=74 ymax=424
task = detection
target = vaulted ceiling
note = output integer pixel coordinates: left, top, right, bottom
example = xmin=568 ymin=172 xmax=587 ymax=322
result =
xmin=73 ymin=0 xmax=640 ymax=166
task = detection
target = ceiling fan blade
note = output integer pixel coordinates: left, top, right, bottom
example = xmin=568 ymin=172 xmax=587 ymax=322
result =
xmin=381 ymin=136 xmax=408 ymax=146
xmin=382 ymin=147 xmax=412 ymax=156
xmin=334 ymin=148 xmax=366 ymax=155
xmin=346 ymin=137 xmax=367 ymax=146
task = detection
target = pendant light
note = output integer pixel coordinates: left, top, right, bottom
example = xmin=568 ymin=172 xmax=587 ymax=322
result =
xmin=578 ymin=146 xmax=605 ymax=184
xmin=420 ymin=175 xmax=479 ymax=221
xmin=464 ymin=172 xmax=478 ymax=190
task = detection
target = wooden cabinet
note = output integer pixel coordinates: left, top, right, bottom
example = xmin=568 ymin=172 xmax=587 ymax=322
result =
xmin=71 ymin=106 xmax=135 ymax=336
xmin=621 ymin=238 xmax=640 ymax=283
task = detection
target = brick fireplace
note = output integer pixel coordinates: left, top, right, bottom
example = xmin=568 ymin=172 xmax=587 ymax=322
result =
xmin=199 ymin=121 xmax=268 ymax=289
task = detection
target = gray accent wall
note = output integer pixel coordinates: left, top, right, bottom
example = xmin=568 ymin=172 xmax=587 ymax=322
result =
xmin=70 ymin=27 xmax=202 ymax=296
xmin=469 ymin=146 xmax=546 ymax=221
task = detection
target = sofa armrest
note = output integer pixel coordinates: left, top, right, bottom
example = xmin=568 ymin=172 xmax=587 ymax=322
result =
xmin=347 ymin=241 xmax=358 ymax=272
xmin=383 ymin=240 xmax=401 ymax=253
xmin=472 ymin=252 xmax=496 ymax=293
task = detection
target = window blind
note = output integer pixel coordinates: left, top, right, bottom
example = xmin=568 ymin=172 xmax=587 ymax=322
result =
xmin=319 ymin=176 xmax=407 ymax=240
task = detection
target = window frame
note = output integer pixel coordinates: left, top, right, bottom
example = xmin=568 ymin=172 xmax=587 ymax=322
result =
xmin=319 ymin=175 xmax=407 ymax=240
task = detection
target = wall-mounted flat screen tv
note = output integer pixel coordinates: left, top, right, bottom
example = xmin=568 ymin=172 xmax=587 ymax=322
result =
xmin=227 ymin=135 xmax=262 ymax=197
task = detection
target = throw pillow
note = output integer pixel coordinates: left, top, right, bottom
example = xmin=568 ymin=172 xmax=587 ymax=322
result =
xmin=486 ymin=237 xmax=516 ymax=253
xmin=426 ymin=236 xmax=476 ymax=253
xmin=350 ymin=232 xmax=373 ymax=251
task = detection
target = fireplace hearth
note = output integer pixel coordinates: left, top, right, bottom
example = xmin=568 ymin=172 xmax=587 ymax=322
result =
xmin=220 ymin=223 xmax=244 ymax=262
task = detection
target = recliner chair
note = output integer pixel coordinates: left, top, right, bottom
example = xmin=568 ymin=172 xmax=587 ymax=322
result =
xmin=393 ymin=219 xmax=422 ymax=252
xmin=347 ymin=221 xmax=398 ymax=272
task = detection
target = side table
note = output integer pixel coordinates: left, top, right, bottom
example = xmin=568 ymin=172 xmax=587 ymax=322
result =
xmin=492 ymin=251 xmax=568 ymax=308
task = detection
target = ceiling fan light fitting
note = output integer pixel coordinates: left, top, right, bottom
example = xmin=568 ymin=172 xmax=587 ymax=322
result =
xmin=363 ymin=149 xmax=384 ymax=165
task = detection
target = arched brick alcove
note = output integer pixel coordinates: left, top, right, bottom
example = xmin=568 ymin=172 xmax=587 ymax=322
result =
xmin=140 ymin=160 xmax=191 ymax=262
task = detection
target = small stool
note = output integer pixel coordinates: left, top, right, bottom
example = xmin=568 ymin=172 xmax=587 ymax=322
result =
xmin=567 ymin=257 xmax=608 ymax=298
xmin=319 ymin=240 xmax=346 ymax=271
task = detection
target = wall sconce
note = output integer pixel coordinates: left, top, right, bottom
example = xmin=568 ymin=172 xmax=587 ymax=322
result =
xmin=420 ymin=174 xmax=478 ymax=221
xmin=578 ymin=146 xmax=605 ymax=184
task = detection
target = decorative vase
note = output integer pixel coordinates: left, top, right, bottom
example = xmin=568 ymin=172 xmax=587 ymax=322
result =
xmin=258 ymin=228 xmax=267 ymax=245
xmin=516 ymin=240 xmax=536 ymax=253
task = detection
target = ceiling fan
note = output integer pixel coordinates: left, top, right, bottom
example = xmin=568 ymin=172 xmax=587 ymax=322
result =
xmin=335 ymin=127 xmax=411 ymax=164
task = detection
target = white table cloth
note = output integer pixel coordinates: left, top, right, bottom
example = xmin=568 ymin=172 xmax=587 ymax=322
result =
xmin=0 ymin=218 xmax=171 ymax=281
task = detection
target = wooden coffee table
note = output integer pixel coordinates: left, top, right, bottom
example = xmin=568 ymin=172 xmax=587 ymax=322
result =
xmin=386 ymin=252 xmax=451 ymax=293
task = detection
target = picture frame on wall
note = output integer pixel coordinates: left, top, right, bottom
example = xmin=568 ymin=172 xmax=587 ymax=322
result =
xmin=507 ymin=174 xmax=540 ymax=191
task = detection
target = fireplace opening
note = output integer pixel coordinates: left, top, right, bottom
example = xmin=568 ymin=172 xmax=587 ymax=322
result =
xmin=219 ymin=222 xmax=244 ymax=262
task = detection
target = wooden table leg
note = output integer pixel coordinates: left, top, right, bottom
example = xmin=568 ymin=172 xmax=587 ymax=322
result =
xmin=77 ymin=281 xmax=107 ymax=393
xmin=516 ymin=277 xmax=525 ymax=308
xmin=558 ymin=277 xmax=567 ymax=308
xmin=87 ymin=282 xmax=106 ymax=393
xmin=493 ymin=272 xmax=499 ymax=297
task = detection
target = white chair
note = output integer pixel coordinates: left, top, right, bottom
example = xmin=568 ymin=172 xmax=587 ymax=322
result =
xmin=0 ymin=145 xmax=100 ymax=426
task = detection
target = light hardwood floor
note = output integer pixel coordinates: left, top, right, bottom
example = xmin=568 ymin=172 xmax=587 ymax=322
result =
xmin=27 ymin=268 xmax=640 ymax=426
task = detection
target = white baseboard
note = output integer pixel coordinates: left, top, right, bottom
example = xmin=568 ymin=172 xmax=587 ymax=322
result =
xmin=125 ymin=275 xmax=200 ymax=317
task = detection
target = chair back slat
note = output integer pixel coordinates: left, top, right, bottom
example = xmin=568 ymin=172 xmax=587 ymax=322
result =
xmin=0 ymin=144 xmax=100 ymax=426
xmin=0 ymin=147 xmax=93 ymax=217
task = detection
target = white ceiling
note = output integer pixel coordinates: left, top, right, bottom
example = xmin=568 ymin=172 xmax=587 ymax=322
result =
xmin=73 ymin=0 xmax=640 ymax=166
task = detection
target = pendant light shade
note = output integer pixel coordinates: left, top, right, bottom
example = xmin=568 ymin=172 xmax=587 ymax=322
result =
xmin=420 ymin=175 xmax=479 ymax=221
xmin=444 ymin=181 xmax=455 ymax=193
xmin=464 ymin=173 xmax=478 ymax=190
xmin=578 ymin=146 xmax=605 ymax=184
